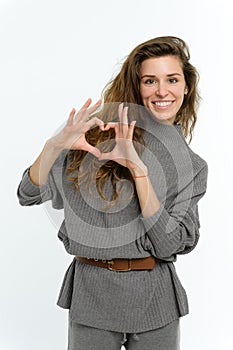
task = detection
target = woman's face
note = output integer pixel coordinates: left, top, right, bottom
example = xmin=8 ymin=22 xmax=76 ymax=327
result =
xmin=140 ymin=55 xmax=188 ymax=125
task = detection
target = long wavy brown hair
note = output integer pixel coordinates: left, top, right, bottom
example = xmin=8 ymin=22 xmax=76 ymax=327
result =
xmin=67 ymin=36 xmax=200 ymax=201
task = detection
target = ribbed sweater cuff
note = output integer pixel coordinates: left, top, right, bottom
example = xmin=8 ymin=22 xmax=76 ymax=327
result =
xmin=140 ymin=205 xmax=174 ymax=233
xmin=140 ymin=205 xmax=189 ymax=258
xmin=19 ymin=167 xmax=48 ymax=196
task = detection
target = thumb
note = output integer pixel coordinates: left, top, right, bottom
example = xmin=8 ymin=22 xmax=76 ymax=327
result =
xmin=81 ymin=143 xmax=101 ymax=158
xmin=98 ymin=151 xmax=112 ymax=161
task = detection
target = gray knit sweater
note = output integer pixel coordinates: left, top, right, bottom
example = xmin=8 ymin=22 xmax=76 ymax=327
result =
xmin=17 ymin=118 xmax=208 ymax=333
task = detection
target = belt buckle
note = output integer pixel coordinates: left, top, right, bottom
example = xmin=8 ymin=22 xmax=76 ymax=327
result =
xmin=107 ymin=259 xmax=132 ymax=272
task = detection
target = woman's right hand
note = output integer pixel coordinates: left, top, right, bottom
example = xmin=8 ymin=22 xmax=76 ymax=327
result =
xmin=49 ymin=98 xmax=104 ymax=158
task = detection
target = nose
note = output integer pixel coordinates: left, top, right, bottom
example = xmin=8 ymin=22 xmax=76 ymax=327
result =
xmin=155 ymin=82 xmax=168 ymax=97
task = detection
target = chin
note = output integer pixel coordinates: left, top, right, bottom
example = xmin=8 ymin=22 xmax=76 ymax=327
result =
xmin=150 ymin=111 xmax=174 ymax=124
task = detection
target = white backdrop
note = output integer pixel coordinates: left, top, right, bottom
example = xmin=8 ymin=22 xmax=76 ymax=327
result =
xmin=1 ymin=0 xmax=232 ymax=349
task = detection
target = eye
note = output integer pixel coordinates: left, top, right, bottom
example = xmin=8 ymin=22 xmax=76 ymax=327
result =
xmin=144 ymin=79 xmax=156 ymax=85
xmin=169 ymin=78 xmax=178 ymax=84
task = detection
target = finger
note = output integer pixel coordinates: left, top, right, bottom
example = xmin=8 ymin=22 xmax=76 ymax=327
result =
xmin=85 ymin=99 xmax=102 ymax=119
xmin=87 ymin=116 xmax=105 ymax=131
xmin=78 ymin=99 xmax=102 ymax=122
xmin=118 ymin=104 xmax=129 ymax=135
xmin=74 ymin=98 xmax=93 ymax=121
xmin=104 ymin=122 xmax=120 ymax=139
xmin=98 ymin=151 xmax=112 ymax=161
xmin=118 ymin=103 xmax=124 ymax=120
xmin=122 ymin=105 xmax=128 ymax=125
xmin=118 ymin=103 xmax=124 ymax=134
xmin=127 ymin=120 xmax=136 ymax=140
xmin=80 ymin=98 xmax=92 ymax=111
xmin=67 ymin=108 xmax=76 ymax=126
xmin=83 ymin=144 xmax=101 ymax=158
xmin=103 ymin=122 xmax=118 ymax=131
xmin=72 ymin=98 xmax=92 ymax=122
xmin=121 ymin=106 xmax=129 ymax=136
xmin=118 ymin=103 xmax=128 ymax=124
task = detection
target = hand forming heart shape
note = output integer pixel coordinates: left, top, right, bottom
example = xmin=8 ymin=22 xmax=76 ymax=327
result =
xmin=50 ymin=99 xmax=146 ymax=175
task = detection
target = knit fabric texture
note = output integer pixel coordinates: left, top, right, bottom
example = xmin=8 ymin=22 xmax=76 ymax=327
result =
xmin=17 ymin=118 xmax=208 ymax=333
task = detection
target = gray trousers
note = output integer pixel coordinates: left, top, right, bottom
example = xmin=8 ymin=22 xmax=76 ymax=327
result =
xmin=68 ymin=317 xmax=180 ymax=350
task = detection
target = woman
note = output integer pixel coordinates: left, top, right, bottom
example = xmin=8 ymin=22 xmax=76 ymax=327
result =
xmin=17 ymin=36 xmax=208 ymax=350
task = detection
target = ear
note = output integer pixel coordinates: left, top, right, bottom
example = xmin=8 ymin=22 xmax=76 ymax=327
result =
xmin=184 ymin=87 xmax=188 ymax=95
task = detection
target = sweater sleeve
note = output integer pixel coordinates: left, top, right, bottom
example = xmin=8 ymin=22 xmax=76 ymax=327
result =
xmin=17 ymin=157 xmax=64 ymax=209
xmin=141 ymin=162 xmax=208 ymax=261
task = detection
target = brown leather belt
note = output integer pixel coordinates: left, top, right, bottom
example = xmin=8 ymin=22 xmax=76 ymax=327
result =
xmin=76 ymin=256 xmax=160 ymax=271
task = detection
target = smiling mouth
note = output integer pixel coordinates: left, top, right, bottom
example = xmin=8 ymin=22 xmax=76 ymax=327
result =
xmin=152 ymin=101 xmax=173 ymax=107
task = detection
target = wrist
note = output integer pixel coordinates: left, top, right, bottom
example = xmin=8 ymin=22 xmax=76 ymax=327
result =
xmin=133 ymin=173 xmax=148 ymax=179
xmin=46 ymin=138 xmax=64 ymax=154
xmin=130 ymin=165 xmax=148 ymax=179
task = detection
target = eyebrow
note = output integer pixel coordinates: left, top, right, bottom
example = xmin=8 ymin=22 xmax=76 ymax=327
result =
xmin=141 ymin=73 xmax=182 ymax=79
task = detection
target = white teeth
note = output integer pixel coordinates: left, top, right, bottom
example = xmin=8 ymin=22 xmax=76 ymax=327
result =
xmin=154 ymin=101 xmax=172 ymax=107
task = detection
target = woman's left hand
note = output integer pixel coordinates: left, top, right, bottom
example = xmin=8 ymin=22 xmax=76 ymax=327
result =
xmin=98 ymin=103 xmax=147 ymax=176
